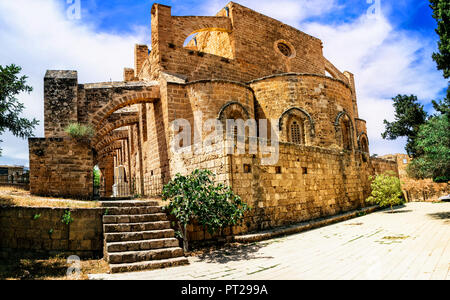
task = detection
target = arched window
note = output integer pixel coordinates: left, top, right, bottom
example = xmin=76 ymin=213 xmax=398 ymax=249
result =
xmin=360 ymin=136 xmax=369 ymax=153
xmin=290 ymin=120 xmax=303 ymax=144
xmin=342 ymin=119 xmax=352 ymax=150
xmin=335 ymin=111 xmax=354 ymax=151
xmin=279 ymin=107 xmax=314 ymax=145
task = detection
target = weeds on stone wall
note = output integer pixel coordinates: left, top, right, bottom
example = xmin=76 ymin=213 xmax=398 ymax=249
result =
xmin=64 ymin=123 xmax=94 ymax=142
xmin=61 ymin=210 xmax=74 ymax=225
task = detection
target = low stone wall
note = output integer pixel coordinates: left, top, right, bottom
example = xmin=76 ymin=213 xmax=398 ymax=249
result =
xmin=28 ymin=137 xmax=94 ymax=199
xmin=0 ymin=206 xmax=104 ymax=258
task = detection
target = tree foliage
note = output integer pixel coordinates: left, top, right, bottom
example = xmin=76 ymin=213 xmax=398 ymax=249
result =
xmin=430 ymin=0 xmax=450 ymax=79
xmin=381 ymin=95 xmax=428 ymax=157
xmin=0 ymin=64 xmax=39 ymax=154
xmin=407 ymin=114 xmax=450 ymax=182
xmin=366 ymin=172 xmax=405 ymax=210
xmin=162 ymin=169 xmax=249 ymax=251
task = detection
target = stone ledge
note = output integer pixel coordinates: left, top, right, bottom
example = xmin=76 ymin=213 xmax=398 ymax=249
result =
xmin=232 ymin=205 xmax=380 ymax=243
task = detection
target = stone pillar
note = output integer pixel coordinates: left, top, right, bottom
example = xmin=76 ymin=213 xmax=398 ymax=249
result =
xmin=134 ymin=44 xmax=149 ymax=78
xmin=44 ymin=70 xmax=78 ymax=138
xmin=343 ymin=71 xmax=358 ymax=119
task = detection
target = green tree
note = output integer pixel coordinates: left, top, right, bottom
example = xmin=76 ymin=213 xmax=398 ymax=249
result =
xmin=382 ymin=95 xmax=428 ymax=157
xmin=0 ymin=64 xmax=39 ymax=154
xmin=366 ymin=172 xmax=405 ymax=210
xmin=430 ymin=0 xmax=450 ymax=79
xmin=407 ymin=114 xmax=450 ymax=182
xmin=163 ymin=169 xmax=249 ymax=252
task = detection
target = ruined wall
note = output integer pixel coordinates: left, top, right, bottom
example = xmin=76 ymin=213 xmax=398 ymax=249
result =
xmin=29 ymin=138 xmax=93 ymax=199
xmin=382 ymin=154 xmax=449 ymax=202
xmin=149 ymin=3 xmax=326 ymax=83
xmin=44 ymin=71 xmax=78 ymax=138
xmin=0 ymin=206 xmax=103 ymax=258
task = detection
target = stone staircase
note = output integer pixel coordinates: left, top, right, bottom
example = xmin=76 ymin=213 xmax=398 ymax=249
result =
xmin=101 ymin=200 xmax=189 ymax=273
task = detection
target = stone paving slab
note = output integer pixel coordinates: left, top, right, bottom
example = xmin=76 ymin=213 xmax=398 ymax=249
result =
xmin=89 ymin=202 xmax=450 ymax=280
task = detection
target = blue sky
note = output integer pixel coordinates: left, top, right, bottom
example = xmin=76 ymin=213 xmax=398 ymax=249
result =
xmin=0 ymin=0 xmax=447 ymax=167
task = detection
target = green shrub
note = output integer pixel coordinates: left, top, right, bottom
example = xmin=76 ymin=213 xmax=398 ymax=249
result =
xmin=366 ymin=172 xmax=405 ymax=210
xmin=163 ymin=169 xmax=249 ymax=252
xmin=64 ymin=123 xmax=95 ymax=141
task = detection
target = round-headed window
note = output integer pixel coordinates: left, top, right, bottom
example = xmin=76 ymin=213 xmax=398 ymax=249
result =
xmin=277 ymin=42 xmax=292 ymax=57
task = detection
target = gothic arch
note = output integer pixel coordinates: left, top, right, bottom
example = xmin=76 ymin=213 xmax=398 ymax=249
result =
xmin=90 ymin=87 xmax=160 ymax=128
xmin=94 ymin=130 xmax=129 ymax=152
xmin=357 ymin=132 xmax=370 ymax=153
xmin=217 ymin=101 xmax=250 ymax=121
xmin=279 ymin=107 xmax=315 ymax=136
xmin=334 ymin=111 xmax=355 ymax=151
xmin=93 ymin=115 xmax=139 ymax=145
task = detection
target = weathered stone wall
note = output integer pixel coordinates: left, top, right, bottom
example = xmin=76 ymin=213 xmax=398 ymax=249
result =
xmin=0 ymin=206 xmax=104 ymax=258
xmin=149 ymin=3 xmax=325 ymax=83
xmin=44 ymin=71 xmax=78 ymax=138
xmin=382 ymin=154 xmax=449 ymax=202
xmin=28 ymin=138 xmax=93 ymax=199
xmin=168 ymin=140 xmax=398 ymax=241
xmin=249 ymin=74 xmax=357 ymax=148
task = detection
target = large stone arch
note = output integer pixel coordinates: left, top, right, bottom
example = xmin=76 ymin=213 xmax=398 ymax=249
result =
xmin=94 ymin=130 xmax=128 ymax=152
xmin=89 ymin=86 xmax=160 ymax=128
xmin=171 ymin=16 xmax=232 ymax=47
xmin=93 ymin=115 xmax=139 ymax=145
xmin=97 ymin=141 xmax=123 ymax=158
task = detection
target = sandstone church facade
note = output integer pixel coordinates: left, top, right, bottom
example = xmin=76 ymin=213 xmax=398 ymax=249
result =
xmin=29 ymin=2 xmax=397 ymax=236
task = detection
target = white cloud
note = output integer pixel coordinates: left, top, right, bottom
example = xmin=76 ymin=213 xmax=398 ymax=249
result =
xmin=0 ymin=0 xmax=146 ymax=166
xmin=303 ymin=13 xmax=447 ymax=155
xmin=203 ymin=0 xmax=340 ymax=27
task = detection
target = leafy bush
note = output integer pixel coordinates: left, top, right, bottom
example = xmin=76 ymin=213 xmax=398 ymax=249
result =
xmin=366 ymin=172 xmax=405 ymax=210
xmin=64 ymin=123 xmax=95 ymax=141
xmin=163 ymin=169 xmax=249 ymax=251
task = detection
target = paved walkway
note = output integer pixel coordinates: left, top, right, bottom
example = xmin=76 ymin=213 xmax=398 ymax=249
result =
xmin=90 ymin=202 xmax=450 ymax=280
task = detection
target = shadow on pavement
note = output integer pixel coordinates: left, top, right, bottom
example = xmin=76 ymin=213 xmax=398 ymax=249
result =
xmin=196 ymin=243 xmax=273 ymax=264
xmin=428 ymin=212 xmax=450 ymax=223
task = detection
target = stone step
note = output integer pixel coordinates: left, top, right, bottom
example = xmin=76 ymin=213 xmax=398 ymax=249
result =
xmin=106 ymin=238 xmax=179 ymax=252
xmin=103 ymin=213 xmax=168 ymax=224
xmin=104 ymin=229 xmax=175 ymax=243
xmin=108 ymin=247 xmax=184 ymax=264
xmin=101 ymin=200 xmax=161 ymax=208
xmin=104 ymin=221 xmax=171 ymax=233
xmin=109 ymin=256 xmax=189 ymax=274
xmin=104 ymin=206 xmax=163 ymax=216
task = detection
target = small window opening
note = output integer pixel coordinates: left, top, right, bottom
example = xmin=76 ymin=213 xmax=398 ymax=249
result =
xmin=244 ymin=164 xmax=252 ymax=173
xmin=302 ymin=167 xmax=308 ymax=175
xmin=275 ymin=166 xmax=282 ymax=174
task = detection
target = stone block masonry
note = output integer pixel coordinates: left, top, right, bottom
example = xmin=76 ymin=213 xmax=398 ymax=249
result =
xmin=0 ymin=206 xmax=104 ymax=258
xmin=29 ymin=2 xmax=402 ymax=242
xmin=29 ymin=138 xmax=94 ymax=199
